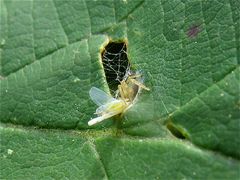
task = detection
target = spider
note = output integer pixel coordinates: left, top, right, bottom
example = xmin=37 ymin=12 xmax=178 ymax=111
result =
xmin=117 ymin=71 xmax=150 ymax=103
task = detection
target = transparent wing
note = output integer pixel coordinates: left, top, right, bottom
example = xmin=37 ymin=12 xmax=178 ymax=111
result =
xmin=96 ymin=104 xmax=109 ymax=115
xmin=89 ymin=87 xmax=115 ymax=106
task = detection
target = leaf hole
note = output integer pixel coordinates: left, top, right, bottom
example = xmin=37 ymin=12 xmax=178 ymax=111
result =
xmin=167 ymin=123 xmax=188 ymax=139
xmin=101 ymin=41 xmax=130 ymax=91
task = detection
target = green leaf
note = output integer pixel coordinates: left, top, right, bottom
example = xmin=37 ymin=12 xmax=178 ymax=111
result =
xmin=1 ymin=0 xmax=239 ymax=179
xmin=169 ymin=68 xmax=240 ymax=158
xmin=0 ymin=126 xmax=107 ymax=179
xmin=1 ymin=126 xmax=239 ymax=179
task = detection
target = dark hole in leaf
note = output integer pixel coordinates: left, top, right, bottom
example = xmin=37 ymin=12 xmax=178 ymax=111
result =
xmin=167 ymin=123 xmax=186 ymax=139
xmin=101 ymin=41 xmax=130 ymax=91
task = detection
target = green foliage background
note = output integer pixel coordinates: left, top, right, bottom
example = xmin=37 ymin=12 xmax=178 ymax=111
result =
xmin=0 ymin=0 xmax=239 ymax=179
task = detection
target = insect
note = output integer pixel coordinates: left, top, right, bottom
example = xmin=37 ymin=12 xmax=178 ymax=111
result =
xmin=88 ymin=87 xmax=130 ymax=126
xmin=88 ymin=72 xmax=150 ymax=126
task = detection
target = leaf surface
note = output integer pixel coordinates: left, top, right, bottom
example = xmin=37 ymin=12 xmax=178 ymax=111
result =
xmin=1 ymin=0 xmax=239 ymax=179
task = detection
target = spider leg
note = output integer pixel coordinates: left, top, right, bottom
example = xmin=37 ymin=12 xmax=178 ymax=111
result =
xmin=130 ymin=78 xmax=150 ymax=91
xmin=118 ymin=83 xmax=126 ymax=102
xmin=118 ymin=81 xmax=132 ymax=103
xmin=128 ymin=74 xmax=141 ymax=79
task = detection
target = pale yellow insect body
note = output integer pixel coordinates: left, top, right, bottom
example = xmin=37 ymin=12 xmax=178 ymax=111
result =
xmin=88 ymin=87 xmax=129 ymax=126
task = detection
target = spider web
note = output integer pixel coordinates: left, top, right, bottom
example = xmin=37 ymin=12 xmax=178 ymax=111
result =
xmin=101 ymin=42 xmax=130 ymax=91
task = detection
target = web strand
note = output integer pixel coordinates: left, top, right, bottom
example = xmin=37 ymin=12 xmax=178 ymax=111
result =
xmin=102 ymin=42 xmax=130 ymax=90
